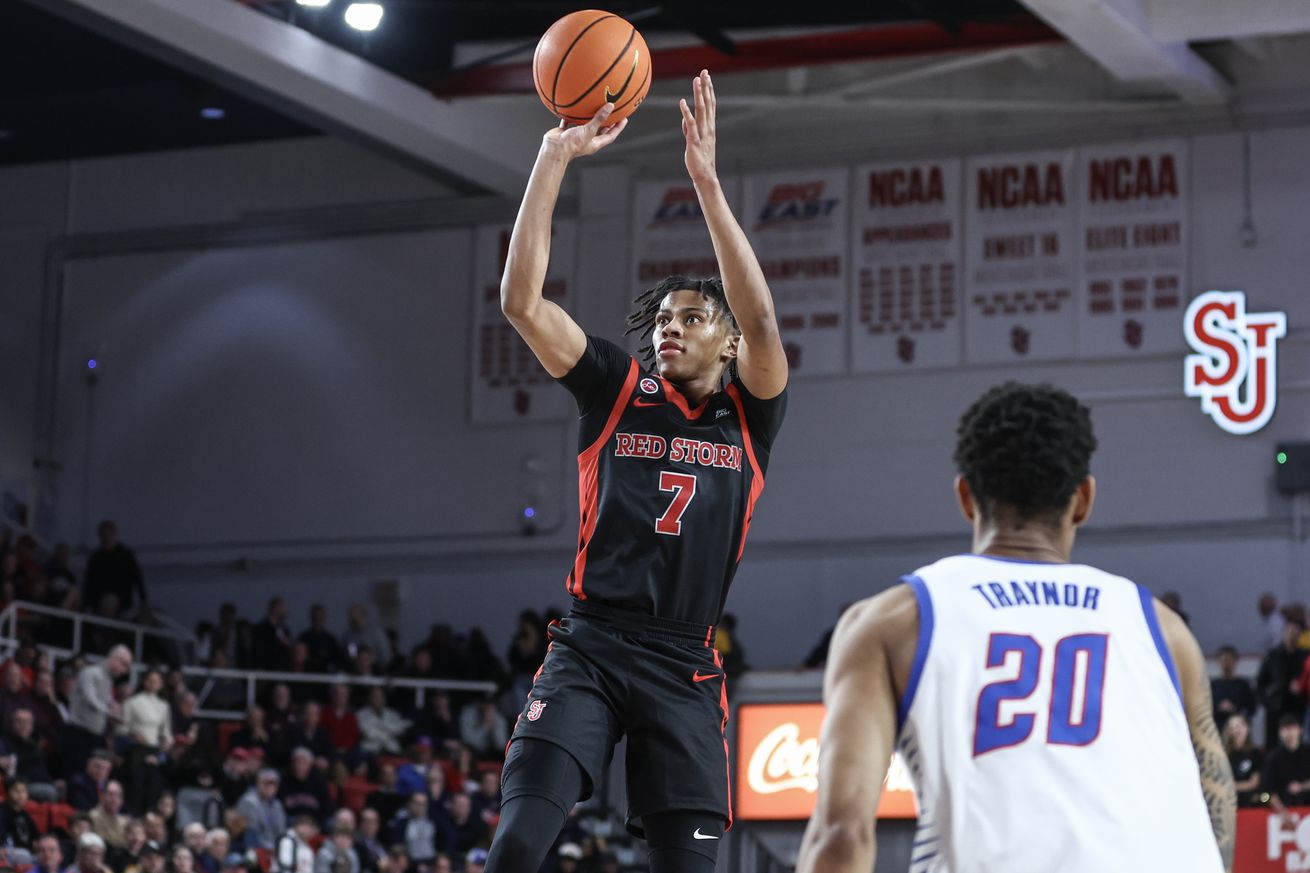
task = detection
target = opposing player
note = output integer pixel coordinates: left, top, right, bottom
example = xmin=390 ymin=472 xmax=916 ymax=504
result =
xmin=487 ymin=70 xmax=787 ymax=873
xmin=796 ymin=383 xmax=1234 ymax=873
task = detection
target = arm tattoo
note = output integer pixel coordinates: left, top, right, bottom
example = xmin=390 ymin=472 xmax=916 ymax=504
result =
xmin=1190 ymin=681 xmax=1236 ymax=872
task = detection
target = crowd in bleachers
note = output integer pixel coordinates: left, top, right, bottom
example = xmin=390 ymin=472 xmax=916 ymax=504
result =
xmin=0 ymin=524 xmax=642 ymax=873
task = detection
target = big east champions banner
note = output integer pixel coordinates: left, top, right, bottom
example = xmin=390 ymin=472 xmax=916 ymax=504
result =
xmin=964 ymin=150 xmax=1078 ymax=363
xmin=851 ymin=160 xmax=964 ymax=372
xmin=630 ymin=177 xmax=741 ymax=289
xmin=743 ymin=167 xmax=850 ymax=375
xmin=735 ymin=703 xmax=917 ymax=821
xmin=1077 ymin=140 xmax=1189 ymax=356
xmin=470 ymin=221 xmax=577 ymax=424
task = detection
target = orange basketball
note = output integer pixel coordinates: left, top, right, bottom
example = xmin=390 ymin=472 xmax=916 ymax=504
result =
xmin=533 ymin=10 xmax=651 ymax=126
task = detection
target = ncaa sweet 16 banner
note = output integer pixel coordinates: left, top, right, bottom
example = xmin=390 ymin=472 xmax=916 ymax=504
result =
xmin=1077 ymin=140 xmax=1189 ymax=356
xmin=963 ymin=149 xmax=1078 ymax=363
xmin=850 ymin=159 xmax=964 ymax=373
xmin=469 ymin=221 xmax=577 ymax=424
xmin=742 ymin=167 xmax=850 ymax=375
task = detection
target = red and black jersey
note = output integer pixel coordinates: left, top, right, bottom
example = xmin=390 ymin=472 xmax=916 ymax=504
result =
xmin=557 ymin=335 xmax=787 ymax=628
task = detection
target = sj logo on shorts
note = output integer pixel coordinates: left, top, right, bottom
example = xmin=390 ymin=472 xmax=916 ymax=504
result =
xmin=526 ymin=700 xmax=548 ymax=722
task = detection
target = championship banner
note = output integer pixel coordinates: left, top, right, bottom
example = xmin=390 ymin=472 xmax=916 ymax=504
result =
xmin=963 ymin=150 xmax=1078 ymax=363
xmin=1076 ymin=140 xmax=1189 ymax=356
xmin=743 ymin=167 xmax=850 ymax=375
xmin=735 ymin=702 xmax=917 ymax=821
xmin=469 ymin=221 xmax=577 ymax=424
xmin=850 ymin=159 xmax=964 ymax=372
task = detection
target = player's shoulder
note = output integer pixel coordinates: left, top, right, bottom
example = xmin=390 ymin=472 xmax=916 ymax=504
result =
xmin=832 ymin=583 xmax=920 ymax=655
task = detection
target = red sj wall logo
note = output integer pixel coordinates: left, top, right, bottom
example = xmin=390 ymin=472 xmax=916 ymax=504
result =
xmin=1183 ymin=290 xmax=1287 ymax=435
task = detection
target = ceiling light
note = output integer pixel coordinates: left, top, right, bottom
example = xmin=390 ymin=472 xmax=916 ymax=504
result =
xmin=344 ymin=2 xmax=383 ymax=32
xmin=296 ymin=0 xmax=331 ymax=5
xmin=200 ymin=107 xmax=226 ymax=121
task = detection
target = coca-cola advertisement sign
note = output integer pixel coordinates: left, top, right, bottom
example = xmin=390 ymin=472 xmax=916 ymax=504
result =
xmin=735 ymin=703 xmax=917 ymax=820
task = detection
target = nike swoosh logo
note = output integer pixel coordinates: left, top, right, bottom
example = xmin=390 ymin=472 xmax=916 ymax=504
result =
xmin=692 ymin=671 xmax=718 ymax=683
xmin=634 ymin=398 xmax=662 ymax=407
xmin=604 ymin=49 xmax=640 ymax=105
xmin=693 ymin=829 xmax=719 ymax=841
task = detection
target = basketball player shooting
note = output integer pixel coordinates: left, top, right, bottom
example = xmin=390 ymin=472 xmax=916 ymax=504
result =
xmin=487 ymin=70 xmax=788 ymax=873
xmin=795 ymin=384 xmax=1235 ymax=873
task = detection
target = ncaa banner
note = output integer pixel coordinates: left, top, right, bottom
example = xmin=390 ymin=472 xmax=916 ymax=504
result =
xmin=742 ymin=166 xmax=851 ymax=376
xmin=469 ymin=220 xmax=577 ymax=425
xmin=628 ymin=177 xmax=741 ymax=356
xmin=850 ymin=159 xmax=964 ymax=373
xmin=1076 ymin=139 xmax=1189 ymax=357
xmin=963 ymin=149 xmax=1078 ymax=363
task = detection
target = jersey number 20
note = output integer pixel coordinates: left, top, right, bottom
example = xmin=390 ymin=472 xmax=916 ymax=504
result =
xmin=973 ymin=632 xmax=1109 ymax=757
xmin=655 ymin=472 xmax=697 ymax=536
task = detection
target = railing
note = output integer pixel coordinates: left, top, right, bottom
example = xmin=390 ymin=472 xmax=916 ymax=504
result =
xmin=0 ymin=599 xmax=196 ymax=663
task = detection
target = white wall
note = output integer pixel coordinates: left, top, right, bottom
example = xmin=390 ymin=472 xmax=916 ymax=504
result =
xmin=3 ymin=124 xmax=1308 ymax=667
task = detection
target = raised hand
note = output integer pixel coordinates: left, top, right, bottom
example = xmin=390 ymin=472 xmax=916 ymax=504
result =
xmin=679 ymin=69 xmax=717 ymax=185
xmin=542 ymin=103 xmax=628 ymax=162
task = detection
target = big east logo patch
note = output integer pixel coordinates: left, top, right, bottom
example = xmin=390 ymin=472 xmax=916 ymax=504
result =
xmin=1183 ymin=290 xmax=1287 ymax=435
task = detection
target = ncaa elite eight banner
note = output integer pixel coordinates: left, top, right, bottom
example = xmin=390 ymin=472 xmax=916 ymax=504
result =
xmin=742 ymin=167 xmax=850 ymax=375
xmin=470 ymin=220 xmax=577 ymax=424
xmin=964 ymin=149 xmax=1078 ymax=363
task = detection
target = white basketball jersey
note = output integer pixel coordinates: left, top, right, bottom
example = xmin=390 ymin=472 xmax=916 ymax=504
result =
xmin=897 ymin=554 xmax=1221 ymax=873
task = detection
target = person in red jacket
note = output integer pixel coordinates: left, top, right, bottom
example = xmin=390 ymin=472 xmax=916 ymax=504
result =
xmin=320 ymin=684 xmax=363 ymax=773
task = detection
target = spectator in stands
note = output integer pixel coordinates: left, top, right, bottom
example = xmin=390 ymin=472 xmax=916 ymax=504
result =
xmin=278 ymin=748 xmax=333 ymax=824
xmin=168 ymin=693 xmax=211 ymax=784
xmin=299 ymin=607 xmax=340 ymax=675
xmin=141 ymin=814 xmax=168 ymax=853
xmin=505 ymin=613 xmax=545 ymax=688
xmin=230 ymin=708 xmax=273 ymax=761
xmin=276 ymin=817 xmax=317 ymax=873
xmin=29 ymin=668 xmax=65 ymax=749
xmin=70 ymin=751 xmax=115 ymax=811
xmin=357 ymin=688 xmax=409 ymax=757
xmin=10 ymin=709 xmax=56 ymax=800
xmin=341 ymin=607 xmax=390 ymax=669
xmin=253 ymin=599 xmax=293 ymax=674
xmin=388 ymin=794 xmax=434 ymax=869
xmin=279 ymin=704 xmax=331 ymax=771
xmin=394 ymin=741 xmax=435 ymax=796
xmin=200 ymin=651 xmax=245 ymax=712
xmin=363 ymin=765 xmax=403 ymax=825
xmin=236 ymin=769 xmax=285 ymax=851
xmin=347 ymin=648 xmax=376 ymax=683
xmin=197 ymin=829 xmax=228 ymax=873
xmin=1224 ymin=713 xmax=1263 ymax=808
xmin=83 ymin=521 xmax=146 ymax=618
xmin=320 ymin=685 xmax=361 ymax=769
xmin=123 ymin=670 xmax=172 ymax=815
xmin=153 ymin=795 xmax=176 ymax=845
xmin=456 ymin=700 xmax=505 ymax=761
xmin=43 ymin=544 xmax=77 ymax=603
xmin=1259 ymin=617 xmax=1310 ymax=749
xmin=1261 ymin=592 xmax=1287 ymax=652
xmin=220 ymin=813 xmax=245 ymax=857
xmin=468 ymin=771 xmax=499 ymax=827
xmin=110 ymin=820 xmax=148 ymax=873
xmin=448 ymin=746 xmax=476 ymax=795
xmin=440 ymin=795 xmax=482 ymax=859
xmin=423 ymin=768 xmax=453 ymax=843
xmin=66 ymin=646 xmax=133 ymax=775
xmin=90 ymin=781 xmax=130 ymax=849
xmin=287 ymin=646 xmax=313 ymax=687
xmin=1265 ymin=714 xmax=1310 ymax=820
xmin=0 ymin=663 xmax=33 ymax=731
xmin=555 ymin=843 xmax=582 ymax=873
xmin=461 ymin=631 xmax=504 ymax=689
xmin=265 ymin=686 xmax=296 ymax=737
xmin=409 ymin=695 xmax=456 ymax=750
xmin=463 ymin=849 xmax=486 ymax=873
xmin=384 ymin=847 xmax=409 ymax=873
xmin=170 ymin=845 xmax=194 ymax=873
xmin=216 ymin=748 xmax=254 ymax=807
xmin=313 ymin=821 xmax=358 ymax=873
xmin=72 ymin=832 xmax=111 ymax=873
xmin=421 ymin=627 xmax=462 ymax=685
xmin=33 ymin=833 xmax=64 ymax=873
xmin=1211 ymin=644 xmax=1256 ymax=731
xmin=137 ymin=843 xmax=165 ymax=873
xmin=352 ymin=810 xmax=385 ymax=873
xmin=0 ymin=780 xmax=38 ymax=855
xmin=178 ymin=826 xmax=205 ymax=872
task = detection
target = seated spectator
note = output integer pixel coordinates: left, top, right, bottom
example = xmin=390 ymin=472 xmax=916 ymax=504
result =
xmin=264 ymin=685 xmax=296 ymax=737
xmin=388 ymin=794 xmax=435 ymax=867
xmin=70 ymin=751 xmax=114 ymax=811
xmin=468 ymin=771 xmax=500 ymax=827
xmin=320 ymin=686 xmax=361 ymax=767
xmin=179 ymin=826 xmax=206 ymax=873
xmin=170 ymin=845 xmax=194 ymax=873
xmin=236 ymin=769 xmax=285 ymax=851
xmin=1210 ymin=645 xmax=1254 ymax=731
xmin=153 ymin=793 xmax=176 ymax=839
xmin=137 ymin=842 xmax=165 ymax=873
xmin=278 ymin=748 xmax=333 ymax=824
xmin=216 ymin=748 xmax=255 ymax=808
xmin=169 ymin=693 xmax=213 ymax=784
xmin=313 ymin=823 xmax=359 ymax=873
xmin=357 ymin=688 xmax=409 ymax=757
xmin=199 ymin=652 xmax=245 ymax=712
xmin=33 ymin=833 xmax=64 ymax=873
xmin=299 ymin=607 xmax=340 ymax=675
xmin=341 ymin=606 xmax=390 ymax=669
xmin=229 ymin=708 xmax=274 ymax=761
xmin=141 ymin=814 xmax=169 ymax=854
xmin=0 ymin=780 xmax=38 ymax=855
xmin=63 ymin=813 xmax=95 ymax=866
xmin=448 ymin=745 xmax=476 ymax=795
xmin=276 ymin=817 xmax=317 ymax=873
xmin=278 ymin=704 xmax=332 ymax=770
xmin=352 ymin=810 xmax=385 ymax=873
xmin=409 ymin=695 xmax=456 ymax=749
xmin=395 ymin=742 xmax=436 ymax=796
xmin=441 ymin=795 xmax=483 ymax=859
xmin=220 ymin=812 xmax=246 ymax=856
xmin=1265 ymin=714 xmax=1310 ymax=817
xmin=71 ymin=832 xmax=112 ymax=873
xmin=108 ymin=820 xmax=147 ymax=873
xmin=1259 ymin=619 xmax=1309 ymax=750
xmin=197 ymin=829 xmax=229 ymax=873
xmin=28 ymin=668 xmax=65 ymax=749
xmin=456 ymin=700 xmax=506 ymax=761
xmin=0 ymin=663 xmax=33 ymax=733
xmin=90 ymin=781 xmax=130 ymax=849
xmin=463 ymin=848 xmax=485 ymax=873
xmin=10 ymin=708 xmax=57 ymax=800
xmin=347 ymin=648 xmax=376 ymax=682
xmin=122 ymin=670 xmax=171 ymax=815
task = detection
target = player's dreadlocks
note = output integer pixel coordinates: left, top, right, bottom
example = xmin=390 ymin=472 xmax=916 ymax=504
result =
xmin=953 ymin=382 xmax=1098 ymax=527
xmin=624 ymin=276 xmax=739 ymax=365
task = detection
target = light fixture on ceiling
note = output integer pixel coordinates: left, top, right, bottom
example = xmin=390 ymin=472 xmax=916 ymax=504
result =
xmin=200 ymin=107 xmax=226 ymax=121
xmin=295 ymin=0 xmax=331 ymax=7
xmin=344 ymin=2 xmax=383 ymax=32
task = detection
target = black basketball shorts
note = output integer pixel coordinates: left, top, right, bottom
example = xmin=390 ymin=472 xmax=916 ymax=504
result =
xmin=505 ymin=601 xmax=732 ymax=838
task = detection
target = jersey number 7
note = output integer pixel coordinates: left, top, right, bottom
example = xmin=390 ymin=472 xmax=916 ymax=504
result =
xmin=973 ymin=632 xmax=1109 ymax=757
xmin=655 ymin=472 xmax=697 ymax=536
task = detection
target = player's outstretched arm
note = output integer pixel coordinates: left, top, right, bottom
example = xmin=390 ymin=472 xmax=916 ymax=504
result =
xmin=679 ymin=71 xmax=787 ymax=400
xmin=500 ymin=106 xmax=627 ymax=378
xmin=1159 ymin=601 xmax=1236 ymax=873
xmin=795 ymin=593 xmax=907 ymax=873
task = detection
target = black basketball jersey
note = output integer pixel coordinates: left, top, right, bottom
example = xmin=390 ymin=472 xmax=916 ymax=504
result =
xmin=557 ymin=335 xmax=787 ymax=628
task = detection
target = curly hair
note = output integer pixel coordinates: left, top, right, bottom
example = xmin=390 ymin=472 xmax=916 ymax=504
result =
xmin=953 ymin=382 xmax=1098 ymax=526
xmin=623 ymin=276 xmax=738 ymax=365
